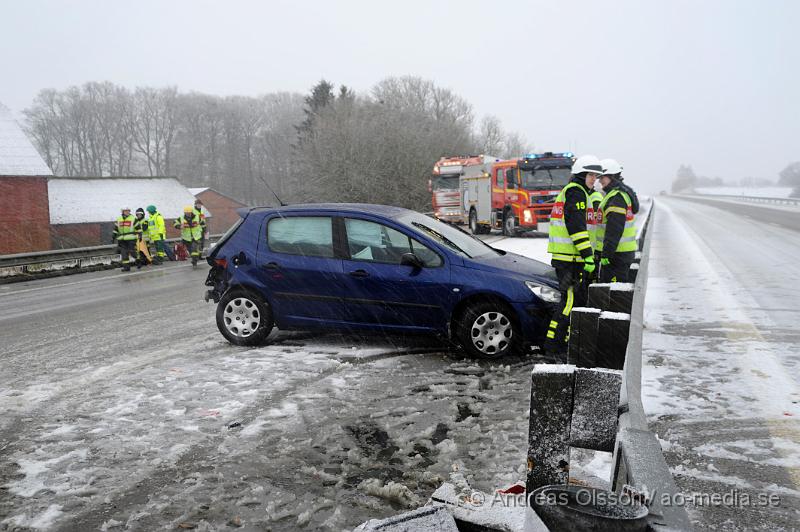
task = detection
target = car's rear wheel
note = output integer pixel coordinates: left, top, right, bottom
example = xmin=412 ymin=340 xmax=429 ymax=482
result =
xmin=457 ymin=301 xmax=520 ymax=359
xmin=216 ymin=290 xmax=274 ymax=346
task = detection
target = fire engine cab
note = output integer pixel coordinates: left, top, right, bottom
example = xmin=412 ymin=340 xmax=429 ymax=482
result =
xmin=463 ymin=152 xmax=575 ymax=236
xmin=430 ymin=155 xmax=500 ymax=224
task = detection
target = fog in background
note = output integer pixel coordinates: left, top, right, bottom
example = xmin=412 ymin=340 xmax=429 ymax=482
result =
xmin=1 ymin=0 xmax=797 ymax=195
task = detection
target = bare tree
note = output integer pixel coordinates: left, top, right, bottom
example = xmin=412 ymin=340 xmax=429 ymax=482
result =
xmin=130 ymin=87 xmax=178 ymax=176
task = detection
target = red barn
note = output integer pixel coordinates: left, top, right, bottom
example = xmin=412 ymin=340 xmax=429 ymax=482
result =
xmin=0 ymin=103 xmax=53 ymax=254
xmin=188 ymin=187 xmax=247 ymax=235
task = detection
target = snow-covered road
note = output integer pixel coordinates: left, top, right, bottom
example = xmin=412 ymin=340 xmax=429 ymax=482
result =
xmin=0 ymin=239 xmax=559 ymax=531
xmin=643 ymin=196 xmax=800 ymax=530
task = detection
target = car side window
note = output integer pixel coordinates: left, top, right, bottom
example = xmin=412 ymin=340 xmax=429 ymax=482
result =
xmin=344 ymin=218 xmax=442 ymax=267
xmin=267 ymin=216 xmax=334 ymax=258
xmin=496 ymin=168 xmax=504 ymax=188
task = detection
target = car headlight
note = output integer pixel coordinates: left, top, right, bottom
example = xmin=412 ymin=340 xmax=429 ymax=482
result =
xmin=525 ymin=281 xmax=561 ymax=303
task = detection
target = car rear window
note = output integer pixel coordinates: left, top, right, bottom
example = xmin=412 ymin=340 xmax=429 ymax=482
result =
xmin=267 ymin=216 xmax=334 ymax=258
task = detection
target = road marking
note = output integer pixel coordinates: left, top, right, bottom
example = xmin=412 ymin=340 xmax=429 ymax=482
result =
xmin=659 ymin=199 xmax=800 ymax=490
xmin=0 ymin=264 xmax=195 ymax=297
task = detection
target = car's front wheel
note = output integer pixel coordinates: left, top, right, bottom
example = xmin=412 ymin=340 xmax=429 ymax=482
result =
xmin=503 ymin=211 xmax=517 ymax=236
xmin=469 ymin=209 xmax=480 ymax=234
xmin=457 ymin=301 xmax=520 ymax=359
xmin=216 ymin=290 xmax=274 ymax=346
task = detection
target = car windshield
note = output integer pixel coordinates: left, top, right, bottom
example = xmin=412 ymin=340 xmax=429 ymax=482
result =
xmin=398 ymin=213 xmax=500 ymax=259
xmin=520 ymin=167 xmax=571 ymax=189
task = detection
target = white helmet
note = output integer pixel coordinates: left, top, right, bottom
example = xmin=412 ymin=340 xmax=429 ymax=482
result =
xmin=601 ymin=158 xmax=623 ymax=176
xmin=571 ymin=154 xmax=603 ymax=175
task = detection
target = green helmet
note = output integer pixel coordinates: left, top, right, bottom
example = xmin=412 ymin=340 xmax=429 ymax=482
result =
xmin=146 ymin=205 xmax=157 ymax=214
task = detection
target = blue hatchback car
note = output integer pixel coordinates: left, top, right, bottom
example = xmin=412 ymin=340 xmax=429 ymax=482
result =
xmin=204 ymin=204 xmax=560 ymax=358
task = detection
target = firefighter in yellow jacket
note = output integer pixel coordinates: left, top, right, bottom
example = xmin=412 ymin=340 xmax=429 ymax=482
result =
xmin=146 ymin=205 xmax=167 ymax=264
xmin=112 ymin=207 xmax=138 ymax=272
xmin=174 ymin=205 xmax=204 ymax=267
xmin=543 ymin=155 xmax=602 ymax=358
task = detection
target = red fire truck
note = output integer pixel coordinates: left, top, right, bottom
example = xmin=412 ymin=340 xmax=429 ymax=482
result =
xmin=430 ymin=155 xmax=500 ymax=224
xmin=463 ymin=152 xmax=575 ymax=236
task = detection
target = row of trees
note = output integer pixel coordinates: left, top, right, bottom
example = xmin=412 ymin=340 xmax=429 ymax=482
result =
xmin=23 ymin=78 xmax=532 ymax=209
xmin=672 ymin=163 xmax=800 ymax=196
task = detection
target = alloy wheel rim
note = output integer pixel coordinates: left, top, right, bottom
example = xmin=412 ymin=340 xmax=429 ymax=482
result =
xmin=470 ymin=311 xmax=512 ymax=355
xmin=223 ymin=297 xmax=261 ymax=337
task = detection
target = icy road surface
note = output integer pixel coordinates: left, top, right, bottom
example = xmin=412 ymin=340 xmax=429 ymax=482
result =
xmin=643 ymin=196 xmax=800 ymax=530
xmin=0 ymin=236 xmax=568 ymax=531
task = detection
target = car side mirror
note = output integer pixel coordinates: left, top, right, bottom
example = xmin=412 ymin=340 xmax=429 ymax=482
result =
xmin=400 ymin=253 xmax=424 ymax=269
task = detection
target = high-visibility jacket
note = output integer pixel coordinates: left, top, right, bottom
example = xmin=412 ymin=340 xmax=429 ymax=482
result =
xmin=133 ymin=217 xmax=149 ymax=241
xmin=194 ymin=207 xmax=207 ymax=235
xmin=596 ymin=188 xmax=637 ymax=254
xmin=175 ymin=213 xmax=203 ymax=241
xmin=113 ymin=214 xmax=137 ymax=241
xmin=148 ymin=212 xmax=166 ymax=241
xmin=590 ymin=190 xmax=604 ymax=210
xmin=547 ymin=181 xmax=597 ymax=263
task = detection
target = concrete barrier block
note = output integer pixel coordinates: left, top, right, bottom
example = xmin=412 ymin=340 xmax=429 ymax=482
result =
xmin=568 ymin=307 xmax=601 ymax=368
xmin=527 ymin=364 xmax=575 ymax=492
xmin=597 ymin=312 xmax=631 ymax=370
xmin=570 ymin=368 xmax=623 ymax=452
xmin=587 ymin=283 xmax=611 ymax=311
xmin=609 ymin=283 xmax=635 ymax=314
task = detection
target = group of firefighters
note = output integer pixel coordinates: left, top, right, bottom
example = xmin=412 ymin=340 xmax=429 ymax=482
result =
xmin=112 ymin=199 xmax=207 ymax=271
xmin=543 ymin=155 xmax=639 ymax=359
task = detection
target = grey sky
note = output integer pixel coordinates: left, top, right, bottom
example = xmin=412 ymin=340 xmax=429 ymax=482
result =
xmin=2 ymin=0 xmax=797 ymax=194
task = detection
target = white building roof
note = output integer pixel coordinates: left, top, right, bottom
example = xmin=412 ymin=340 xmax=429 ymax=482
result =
xmin=0 ymin=102 xmax=52 ymax=176
xmin=188 ymin=187 xmax=209 ymax=196
xmin=48 ymin=177 xmax=199 ymax=224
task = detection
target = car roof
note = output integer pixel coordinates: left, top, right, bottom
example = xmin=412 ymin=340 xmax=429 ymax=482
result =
xmin=242 ymin=203 xmax=415 ymax=219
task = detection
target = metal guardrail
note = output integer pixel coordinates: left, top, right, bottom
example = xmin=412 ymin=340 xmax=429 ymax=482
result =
xmin=613 ymin=204 xmax=692 ymax=531
xmin=684 ymin=193 xmax=800 ymax=207
xmin=0 ymin=235 xmax=222 ymax=282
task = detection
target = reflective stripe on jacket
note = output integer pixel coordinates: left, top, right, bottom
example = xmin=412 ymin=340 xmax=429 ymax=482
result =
xmin=114 ymin=215 xmax=137 ymax=241
xmin=596 ymin=189 xmax=637 ymax=253
xmin=547 ymin=181 xmax=597 ymax=262
xmin=175 ymin=214 xmax=203 ymax=241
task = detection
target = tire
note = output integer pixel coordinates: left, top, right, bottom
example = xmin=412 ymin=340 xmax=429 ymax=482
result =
xmin=502 ymin=211 xmax=517 ymax=236
xmin=457 ymin=301 xmax=520 ymax=359
xmin=216 ymin=290 xmax=274 ymax=346
xmin=469 ymin=209 xmax=480 ymax=235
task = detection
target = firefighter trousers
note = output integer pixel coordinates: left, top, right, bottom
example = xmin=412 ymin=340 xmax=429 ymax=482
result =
xmin=543 ymin=261 xmax=588 ymax=355
xmin=118 ymin=240 xmax=137 ymax=269
xmin=599 ymin=257 xmax=633 ymax=283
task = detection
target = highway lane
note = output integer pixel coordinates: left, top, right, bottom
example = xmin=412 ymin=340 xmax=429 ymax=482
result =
xmin=642 ymin=196 xmax=800 ymax=530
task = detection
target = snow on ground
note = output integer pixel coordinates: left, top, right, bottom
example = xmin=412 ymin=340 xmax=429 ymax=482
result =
xmin=694 ymin=186 xmax=793 ymax=198
xmin=2 ymin=211 xmax=662 ymax=530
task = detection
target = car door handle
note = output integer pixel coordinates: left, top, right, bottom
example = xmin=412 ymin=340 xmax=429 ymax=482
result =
xmin=263 ymin=262 xmax=280 ymax=270
xmin=349 ymin=269 xmax=369 ymax=278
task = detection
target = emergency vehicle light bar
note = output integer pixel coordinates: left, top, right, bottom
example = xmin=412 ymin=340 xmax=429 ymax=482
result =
xmin=523 ymin=151 xmax=574 ymax=159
